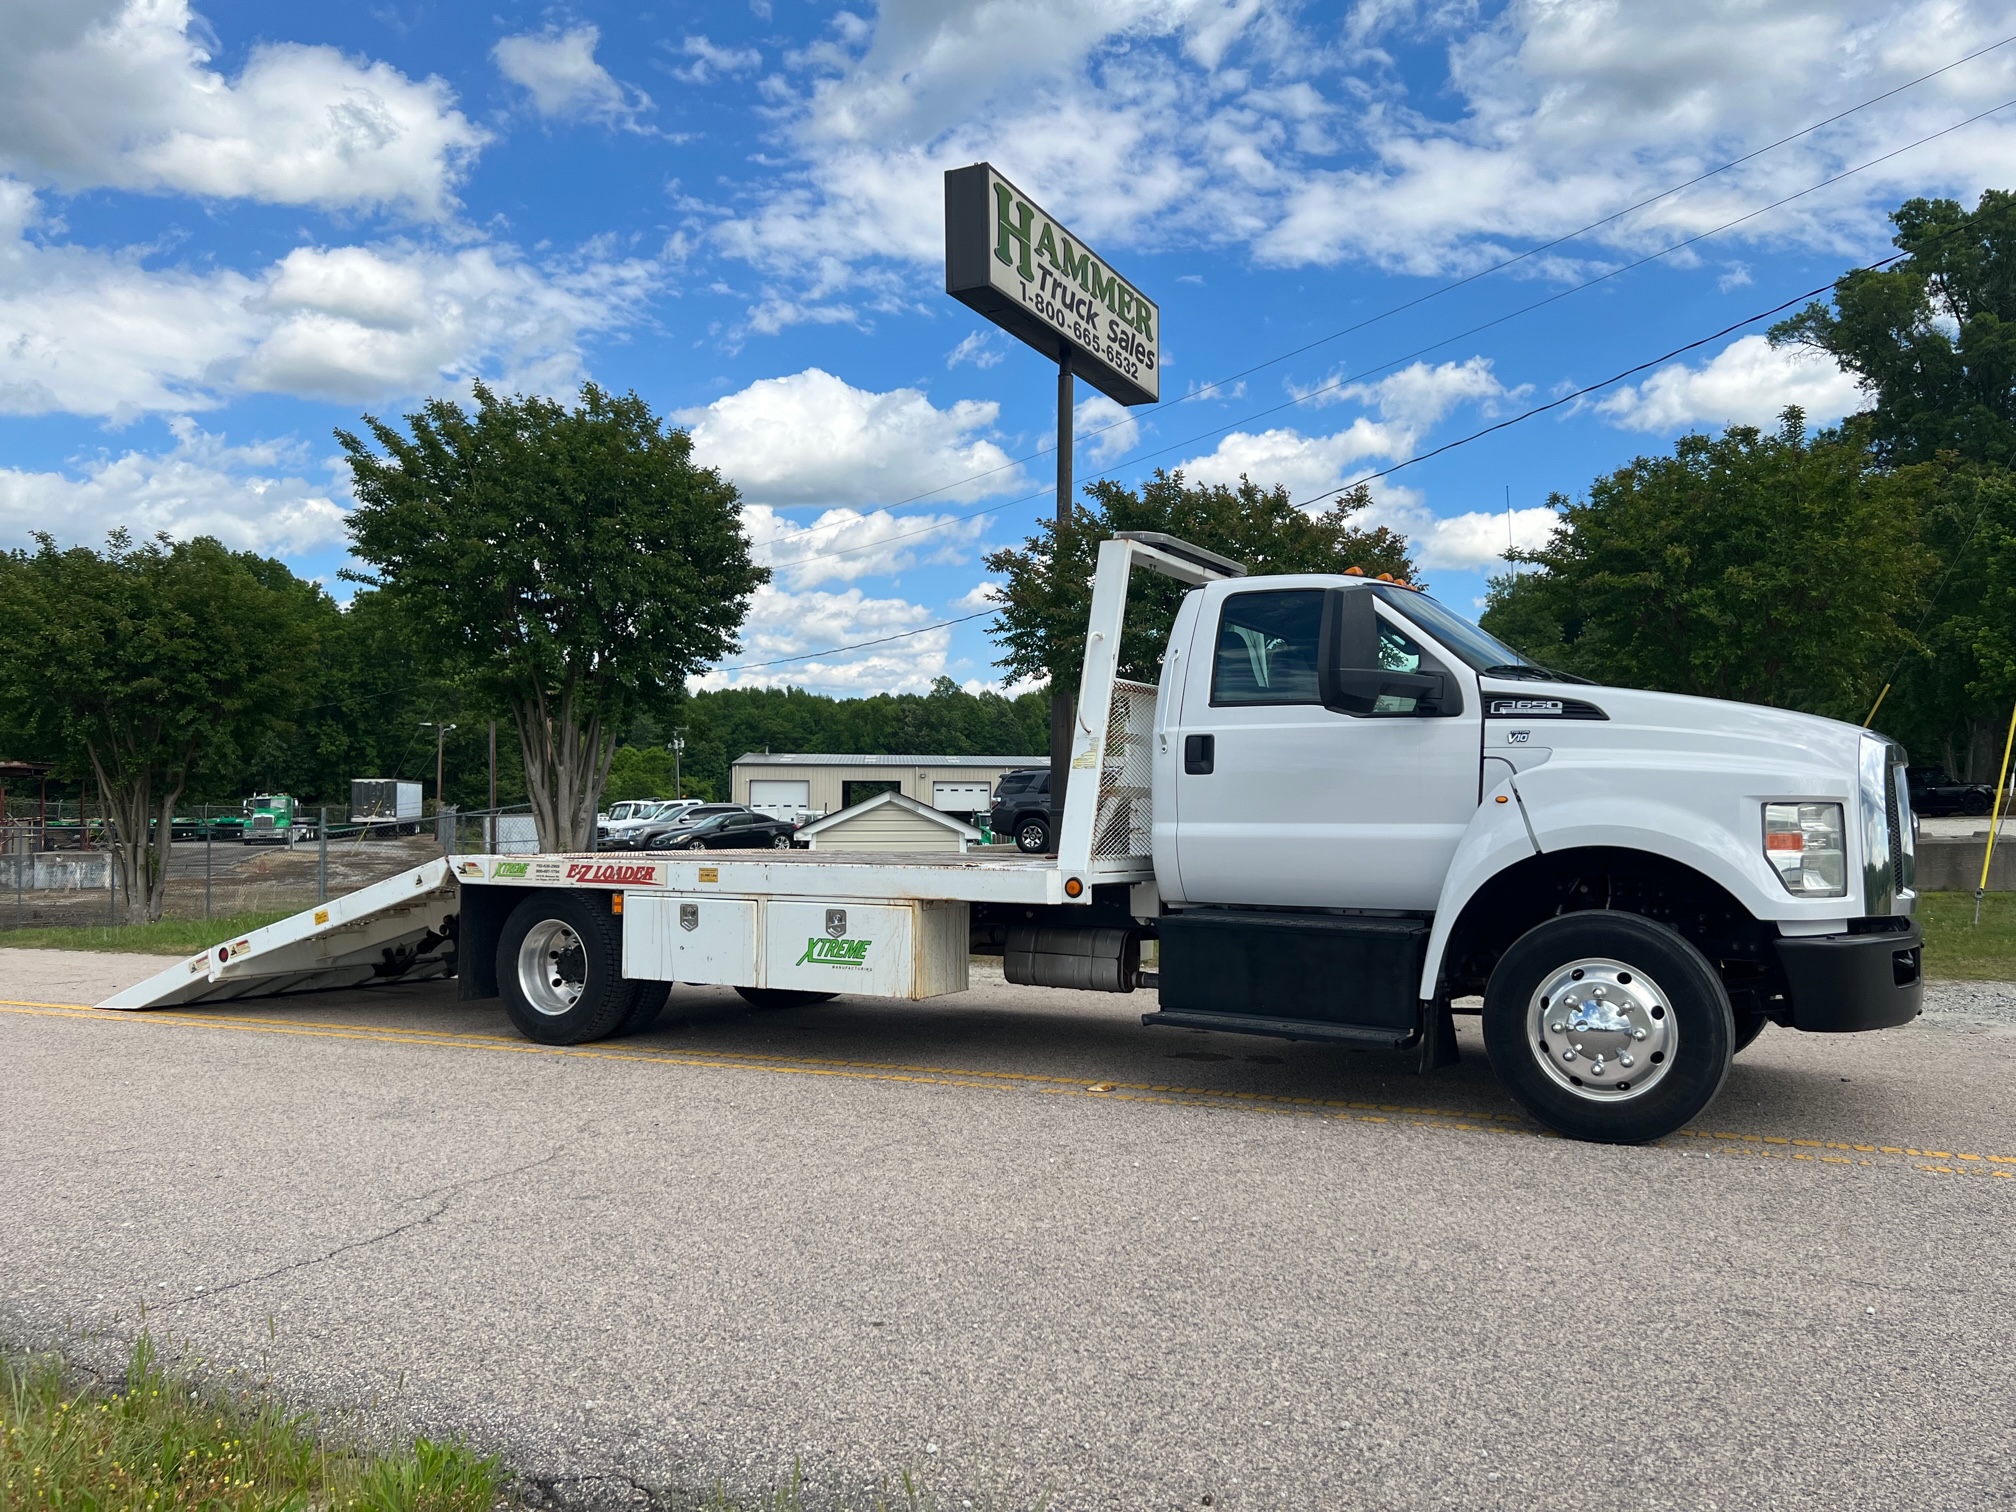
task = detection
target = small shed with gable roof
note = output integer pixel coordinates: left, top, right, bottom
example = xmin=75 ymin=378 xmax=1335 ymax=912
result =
xmin=794 ymin=790 xmax=985 ymax=854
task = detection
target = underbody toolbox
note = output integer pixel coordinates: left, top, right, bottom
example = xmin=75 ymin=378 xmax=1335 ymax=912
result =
xmin=1151 ymin=909 xmax=1428 ymax=1034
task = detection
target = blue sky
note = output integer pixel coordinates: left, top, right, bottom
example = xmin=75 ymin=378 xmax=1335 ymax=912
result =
xmin=2 ymin=0 xmax=2012 ymax=696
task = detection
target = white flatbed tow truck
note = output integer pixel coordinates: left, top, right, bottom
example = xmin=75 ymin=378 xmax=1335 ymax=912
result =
xmin=106 ymin=531 xmax=1924 ymax=1144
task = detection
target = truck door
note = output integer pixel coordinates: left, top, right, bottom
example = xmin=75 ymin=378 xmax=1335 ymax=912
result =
xmin=1172 ymin=584 xmax=1481 ymax=910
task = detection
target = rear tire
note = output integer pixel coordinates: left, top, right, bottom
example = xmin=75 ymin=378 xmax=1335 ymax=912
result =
xmin=770 ymin=833 xmax=791 ymax=849
xmin=498 ymin=890 xmax=635 ymax=1045
xmin=735 ymin=987 xmax=838 ymax=1010
xmin=1482 ymin=912 xmax=1733 ymax=1144
xmin=1014 ymin=816 xmax=1050 ymax=854
xmin=618 ymin=980 xmax=672 ymax=1036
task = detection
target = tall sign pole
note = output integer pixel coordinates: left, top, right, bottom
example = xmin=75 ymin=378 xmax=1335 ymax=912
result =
xmin=1053 ymin=349 xmax=1074 ymax=816
xmin=945 ymin=163 xmax=1158 ymax=847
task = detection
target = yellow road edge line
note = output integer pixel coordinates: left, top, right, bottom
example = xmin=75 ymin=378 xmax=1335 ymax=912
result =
xmin=7 ymin=1001 xmax=2016 ymax=1173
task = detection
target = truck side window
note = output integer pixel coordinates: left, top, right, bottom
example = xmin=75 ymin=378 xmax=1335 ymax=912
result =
xmin=1211 ymin=590 xmax=1323 ymax=706
xmin=1376 ymin=618 xmax=1428 ymax=714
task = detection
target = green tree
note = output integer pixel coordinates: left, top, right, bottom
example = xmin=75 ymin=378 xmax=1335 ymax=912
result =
xmin=1773 ymin=190 xmax=2016 ymax=468
xmin=1772 ymin=189 xmax=2016 ymax=772
xmin=0 ymin=532 xmax=322 ymax=921
xmin=340 ymin=383 xmax=767 ymax=850
xmin=1479 ymin=411 xmax=1931 ymax=720
xmin=983 ymin=471 xmax=1414 ymax=690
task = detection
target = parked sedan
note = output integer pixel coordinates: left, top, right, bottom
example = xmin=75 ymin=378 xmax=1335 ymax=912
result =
xmin=634 ymin=806 xmax=799 ymax=851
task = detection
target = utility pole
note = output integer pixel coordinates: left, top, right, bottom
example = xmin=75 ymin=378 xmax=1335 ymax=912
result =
xmin=1049 ymin=346 xmax=1074 ymax=843
xmin=488 ymin=719 xmax=498 ymax=854
xmin=419 ymin=722 xmax=458 ymax=815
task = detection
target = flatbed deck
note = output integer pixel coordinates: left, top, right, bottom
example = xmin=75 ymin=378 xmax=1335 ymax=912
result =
xmin=452 ymin=847 xmax=1149 ymax=906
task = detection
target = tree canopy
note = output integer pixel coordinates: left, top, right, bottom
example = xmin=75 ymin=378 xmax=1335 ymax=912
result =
xmin=1480 ymin=412 xmax=1932 ymax=720
xmin=984 ymin=471 xmax=1413 ymax=690
xmin=1773 ymin=190 xmax=2016 ymax=468
xmin=0 ymin=532 xmax=323 ymax=920
xmin=340 ymin=382 xmax=766 ymax=849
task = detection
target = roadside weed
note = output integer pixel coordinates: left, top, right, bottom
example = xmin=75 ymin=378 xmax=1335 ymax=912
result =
xmin=0 ymin=1333 xmax=502 ymax=1512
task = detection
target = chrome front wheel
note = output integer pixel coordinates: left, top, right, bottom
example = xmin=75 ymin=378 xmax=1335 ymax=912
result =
xmin=1527 ymin=958 xmax=1676 ymax=1102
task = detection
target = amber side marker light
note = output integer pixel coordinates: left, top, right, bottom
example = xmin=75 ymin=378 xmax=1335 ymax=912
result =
xmin=1064 ymin=877 xmax=1084 ymax=897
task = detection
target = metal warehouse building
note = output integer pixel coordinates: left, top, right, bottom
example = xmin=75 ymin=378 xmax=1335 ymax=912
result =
xmin=730 ymin=753 xmax=1042 ymax=819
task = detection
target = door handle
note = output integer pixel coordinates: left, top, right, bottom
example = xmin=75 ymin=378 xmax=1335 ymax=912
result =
xmin=1183 ymin=733 xmax=1215 ymax=775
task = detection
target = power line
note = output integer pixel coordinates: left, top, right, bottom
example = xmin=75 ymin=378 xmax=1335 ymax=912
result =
xmin=1293 ymin=259 xmax=1906 ymax=505
xmin=721 ymin=254 xmax=1914 ymax=673
xmin=714 ymin=610 xmax=994 ymax=671
xmin=754 ymin=90 xmax=2016 ymax=577
xmin=745 ymin=34 xmax=2016 ymax=555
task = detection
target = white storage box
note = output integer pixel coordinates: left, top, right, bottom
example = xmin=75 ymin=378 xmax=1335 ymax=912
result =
xmin=622 ymin=894 xmax=968 ymax=1000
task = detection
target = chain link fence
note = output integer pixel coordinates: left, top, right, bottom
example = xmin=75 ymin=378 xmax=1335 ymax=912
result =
xmin=0 ymin=803 xmax=545 ymax=934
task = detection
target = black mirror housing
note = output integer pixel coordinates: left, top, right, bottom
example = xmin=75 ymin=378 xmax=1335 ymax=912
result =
xmin=1319 ymin=586 xmax=1458 ymax=716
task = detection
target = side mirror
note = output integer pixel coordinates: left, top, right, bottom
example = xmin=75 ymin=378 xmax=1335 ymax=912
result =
xmin=1319 ymin=587 xmax=1447 ymax=715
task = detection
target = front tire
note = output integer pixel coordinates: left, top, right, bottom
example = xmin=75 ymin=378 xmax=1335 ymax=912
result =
xmin=498 ymin=890 xmax=635 ymax=1045
xmin=1482 ymin=912 xmax=1733 ymax=1144
xmin=1014 ymin=816 xmax=1050 ymax=854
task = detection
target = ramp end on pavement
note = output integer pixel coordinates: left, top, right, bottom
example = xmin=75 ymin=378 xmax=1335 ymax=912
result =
xmin=99 ymin=858 xmax=461 ymax=1010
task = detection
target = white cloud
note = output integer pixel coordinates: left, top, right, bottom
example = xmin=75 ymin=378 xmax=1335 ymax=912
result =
xmin=1074 ymin=392 xmax=1140 ymax=465
xmin=1180 ymin=358 xmax=1514 ymax=498
xmin=953 ymin=581 xmax=1002 ymax=612
xmin=493 ymin=25 xmax=651 ymax=128
xmin=0 ymin=186 xmax=659 ymax=417
xmin=0 ymin=0 xmax=485 ymax=219
xmin=740 ymin=503 xmax=989 ymax=588
xmin=703 ymin=0 xmax=2016 ymax=305
xmin=675 ymin=36 xmax=763 ymax=83
xmin=677 ymin=368 xmax=1025 ymax=508
xmin=1595 ymin=334 xmax=1866 ymax=432
xmin=0 ymin=419 xmax=350 ymax=556
xmin=695 ymin=583 xmax=955 ymax=695
xmin=1176 ymin=353 xmax=1554 ymax=570
xmin=947 ymin=330 xmax=1004 ymax=369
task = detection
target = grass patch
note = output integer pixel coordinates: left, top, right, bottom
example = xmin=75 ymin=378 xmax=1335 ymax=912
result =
xmin=1 ymin=1333 xmax=501 ymax=1511
xmin=0 ymin=911 xmax=293 ymax=955
xmin=1918 ymin=890 xmax=2016 ymax=982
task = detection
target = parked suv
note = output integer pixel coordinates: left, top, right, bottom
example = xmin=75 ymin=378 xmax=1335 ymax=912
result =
xmin=1906 ymin=766 xmax=1996 ymax=817
xmin=990 ymin=767 xmax=1054 ymax=853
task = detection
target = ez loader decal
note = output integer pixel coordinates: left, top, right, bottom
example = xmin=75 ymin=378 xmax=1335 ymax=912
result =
xmin=565 ymin=860 xmax=665 ymax=886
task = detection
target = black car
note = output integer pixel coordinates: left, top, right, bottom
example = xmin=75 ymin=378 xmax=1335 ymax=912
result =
xmin=632 ymin=805 xmax=798 ymax=851
xmin=989 ymin=767 xmax=1054 ymax=853
xmin=598 ymin=802 xmax=740 ymax=850
xmin=1906 ymin=766 xmax=1996 ymax=818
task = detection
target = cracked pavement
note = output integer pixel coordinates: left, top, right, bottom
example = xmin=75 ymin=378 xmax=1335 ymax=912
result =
xmin=4 ymin=948 xmax=2015 ymax=1510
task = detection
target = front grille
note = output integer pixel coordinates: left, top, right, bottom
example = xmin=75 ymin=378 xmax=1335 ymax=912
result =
xmin=1885 ymin=763 xmax=1906 ymax=892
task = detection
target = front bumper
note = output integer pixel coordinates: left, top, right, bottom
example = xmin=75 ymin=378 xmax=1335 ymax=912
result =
xmin=1774 ymin=921 xmax=1923 ymax=1032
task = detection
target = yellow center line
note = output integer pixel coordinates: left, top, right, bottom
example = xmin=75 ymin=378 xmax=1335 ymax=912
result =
xmin=5 ymin=999 xmax=2014 ymax=1176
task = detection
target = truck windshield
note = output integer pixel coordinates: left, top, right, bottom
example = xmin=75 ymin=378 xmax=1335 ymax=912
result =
xmin=1372 ymin=585 xmax=1590 ymax=684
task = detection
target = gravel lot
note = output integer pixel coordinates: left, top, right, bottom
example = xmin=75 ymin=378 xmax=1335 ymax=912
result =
xmin=4 ymin=950 xmax=2014 ymax=1510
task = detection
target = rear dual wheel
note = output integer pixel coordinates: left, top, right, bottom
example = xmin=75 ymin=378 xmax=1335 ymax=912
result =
xmin=500 ymin=891 xmax=667 ymax=1045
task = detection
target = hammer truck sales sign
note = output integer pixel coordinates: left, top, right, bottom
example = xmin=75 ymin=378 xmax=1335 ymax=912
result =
xmin=945 ymin=163 xmax=1159 ymax=406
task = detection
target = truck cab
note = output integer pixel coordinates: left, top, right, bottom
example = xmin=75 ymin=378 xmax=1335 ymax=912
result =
xmin=1136 ymin=558 xmax=1920 ymax=1141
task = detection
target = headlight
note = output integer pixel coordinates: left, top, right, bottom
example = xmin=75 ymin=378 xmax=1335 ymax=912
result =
xmin=1763 ymin=802 xmax=1846 ymax=897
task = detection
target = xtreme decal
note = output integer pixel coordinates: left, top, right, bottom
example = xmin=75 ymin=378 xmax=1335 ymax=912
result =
xmin=796 ymin=936 xmax=871 ymax=968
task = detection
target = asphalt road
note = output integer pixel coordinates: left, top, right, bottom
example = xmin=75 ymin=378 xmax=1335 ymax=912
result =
xmin=4 ymin=948 xmax=2014 ymax=1510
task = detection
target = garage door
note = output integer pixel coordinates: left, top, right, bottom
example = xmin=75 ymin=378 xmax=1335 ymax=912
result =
xmin=932 ymin=781 xmax=993 ymax=813
xmin=749 ymin=780 xmax=811 ymax=815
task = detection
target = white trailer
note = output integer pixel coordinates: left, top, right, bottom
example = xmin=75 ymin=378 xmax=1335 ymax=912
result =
xmin=104 ymin=532 xmax=1924 ymax=1144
